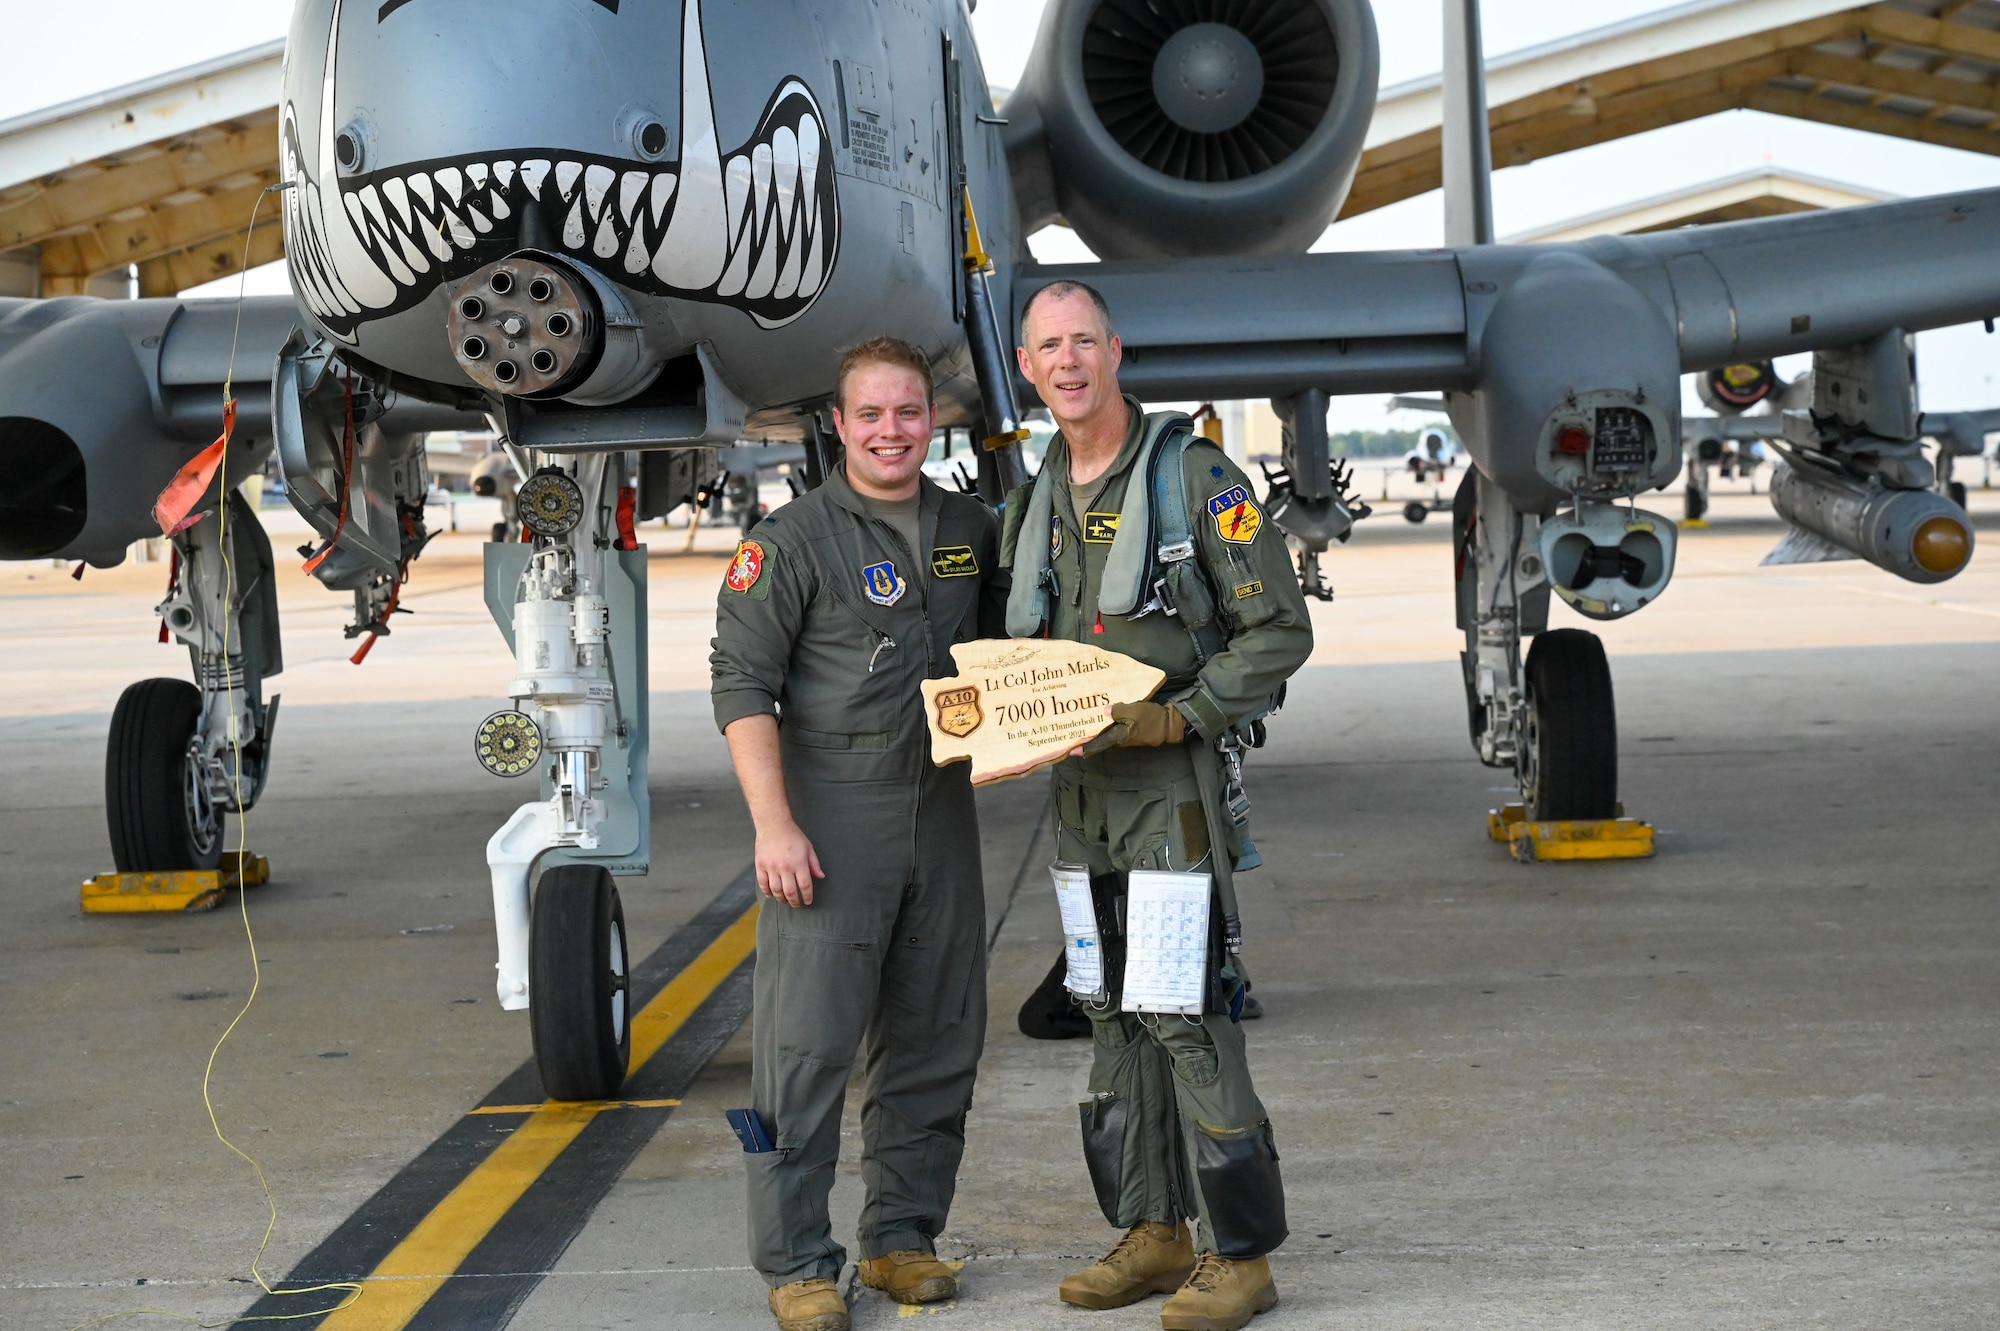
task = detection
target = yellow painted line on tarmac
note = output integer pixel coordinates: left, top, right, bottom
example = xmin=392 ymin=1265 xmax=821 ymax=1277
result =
xmin=318 ymin=901 xmax=759 ymax=1331
xmin=466 ymin=1098 xmax=682 ymax=1115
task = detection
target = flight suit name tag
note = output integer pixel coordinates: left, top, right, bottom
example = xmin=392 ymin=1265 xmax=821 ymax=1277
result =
xmin=920 ymin=638 xmax=1166 ymax=785
xmin=931 ymin=545 xmax=979 ymax=577
xmin=1082 ymin=511 xmax=1121 ymax=542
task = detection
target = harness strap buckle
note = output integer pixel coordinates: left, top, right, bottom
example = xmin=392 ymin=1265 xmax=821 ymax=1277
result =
xmin=1157 ymin=539 xmax=1195 ymax=563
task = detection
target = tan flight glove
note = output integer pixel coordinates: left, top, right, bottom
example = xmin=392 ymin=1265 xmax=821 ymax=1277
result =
xmin=1080 ymin=701 xmax=1187 ymax=756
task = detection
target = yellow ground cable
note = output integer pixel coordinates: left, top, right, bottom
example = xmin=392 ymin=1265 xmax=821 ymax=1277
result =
xmin=313 ymin=902 xmax=758 ymax=1331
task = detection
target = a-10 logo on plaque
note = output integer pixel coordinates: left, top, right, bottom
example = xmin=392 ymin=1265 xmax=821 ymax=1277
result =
xmin=932 ymin=687 xmax=983 ymax=738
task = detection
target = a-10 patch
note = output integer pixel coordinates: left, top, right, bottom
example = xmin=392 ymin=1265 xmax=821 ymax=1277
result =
xmin=931 ymin=545 xmax=979 ymax=577
xmin=1082 ymin=511 xmax=1121 ymax=543
xmin=1208 ymin=486 xmax=1262 ymax=544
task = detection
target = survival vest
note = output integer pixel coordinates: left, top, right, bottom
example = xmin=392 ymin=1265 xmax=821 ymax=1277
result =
xmin=1004 ymin=411 xmax=1230 ymax=672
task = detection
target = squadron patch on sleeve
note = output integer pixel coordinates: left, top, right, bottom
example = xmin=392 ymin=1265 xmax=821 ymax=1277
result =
xmin=863 ymin=560 xmax=907 ymax=606
xmin=1208 ymin=486 xmax=1262 ymax=544
xmin=931 ymin=545 xmax=979 ymax=577
xmin=724 ymin=540 xmax=766 ymax=593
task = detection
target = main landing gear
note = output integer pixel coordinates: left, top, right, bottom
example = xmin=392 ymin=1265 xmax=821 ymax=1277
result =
xmin=1454 ymin=471 xmax=1620 ymax=822
xmin=107 ymin=490 xmax=282 ymax=872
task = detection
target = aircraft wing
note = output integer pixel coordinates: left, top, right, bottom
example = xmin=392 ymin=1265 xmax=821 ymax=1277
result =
xmin=1013 ymin=186 xmax=2000 ymax=405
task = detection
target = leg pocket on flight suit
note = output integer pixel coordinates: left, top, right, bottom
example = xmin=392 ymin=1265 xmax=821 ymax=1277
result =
xmin=768 ymin=926 xmax=877 ymax=1067
xmin=1194 ymin=1120 xmax=1288 ymax=1259
xmin=1078 ymin=1095 xmax=1130 ymax=1226
xmin=1105 ymin=786 xmax=1172 ymax=870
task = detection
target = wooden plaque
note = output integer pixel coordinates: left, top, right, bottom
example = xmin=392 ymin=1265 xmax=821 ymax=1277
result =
xmin=922 ymin=639 xmax=1167 ymax=785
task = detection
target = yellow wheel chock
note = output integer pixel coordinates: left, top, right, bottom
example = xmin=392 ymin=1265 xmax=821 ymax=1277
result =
xmin=1487 ymin=804 xmax=1654 ymax=863
xmin=80 ymin=852 xmax=270 ymax=914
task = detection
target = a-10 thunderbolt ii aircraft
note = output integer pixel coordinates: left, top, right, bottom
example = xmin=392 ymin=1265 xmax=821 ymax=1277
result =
xmin=3 ymin=0 xmax=1997 ymax=1099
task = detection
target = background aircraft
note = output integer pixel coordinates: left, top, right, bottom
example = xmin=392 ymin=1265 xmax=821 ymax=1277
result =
xmin=3 ymin=0 xmax=1996 ymax=1097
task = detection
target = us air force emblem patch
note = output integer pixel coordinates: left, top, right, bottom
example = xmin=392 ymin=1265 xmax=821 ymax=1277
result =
xmin=1208 ymin=486 xmax=1262 ymax=544
xmin=863 ymin=560 xmax=906 ymax=606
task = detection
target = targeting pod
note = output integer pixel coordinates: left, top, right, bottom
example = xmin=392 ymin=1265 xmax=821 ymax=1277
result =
xmin=1538 ymin=501 xmax=1677 ymax=621
xmin=1769 ymin=460 xmax=1973 ymax=584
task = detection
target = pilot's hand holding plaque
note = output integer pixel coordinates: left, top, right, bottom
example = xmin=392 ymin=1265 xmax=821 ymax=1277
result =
xmin=921 ymin=639 xmax=1168 ymax=785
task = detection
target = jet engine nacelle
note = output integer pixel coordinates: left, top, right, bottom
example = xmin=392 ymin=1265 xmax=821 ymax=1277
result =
xmin=0 ymin=298 xmax=273 ymax=566
xmin=1004 ymin=0 xmax=1379 ymax=260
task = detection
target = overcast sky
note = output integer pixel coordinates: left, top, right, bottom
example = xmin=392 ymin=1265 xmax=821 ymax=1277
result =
xmin=8 ymin=0 xmax=1999 ymax=426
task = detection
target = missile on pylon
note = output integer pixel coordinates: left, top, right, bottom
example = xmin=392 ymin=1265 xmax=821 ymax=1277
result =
xmin=1769 ymin=459 xmax=1973 ymax=584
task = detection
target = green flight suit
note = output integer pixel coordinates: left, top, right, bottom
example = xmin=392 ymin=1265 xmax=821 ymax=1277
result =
xmin=711 ymin=466 xmax=1008 ymax=1287
xmin=1000 ymin=398 xmax=1313 ymax=1259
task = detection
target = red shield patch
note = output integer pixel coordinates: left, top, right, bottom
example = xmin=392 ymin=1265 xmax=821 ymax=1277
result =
xmin=725 ymin=540 xmax=766 ymax=593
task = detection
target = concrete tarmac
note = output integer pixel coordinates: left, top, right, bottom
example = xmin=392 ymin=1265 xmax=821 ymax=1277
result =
xmin=2 ymin=486 xmax=1996 ymax=1329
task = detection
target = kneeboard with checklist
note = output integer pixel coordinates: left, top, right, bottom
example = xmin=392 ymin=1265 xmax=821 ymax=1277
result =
xmin=1119 ymin=870 xmax=1211 ymax=1015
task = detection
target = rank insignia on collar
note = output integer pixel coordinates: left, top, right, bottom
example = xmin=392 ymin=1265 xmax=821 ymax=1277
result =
xmin=863 ymin=560 xmax=907 ymax=606
xmin=725 ymin=540 xmax=766 ymax=593
xmin=1083 ymin=511 xmax=1121 ymax=542
xmin=1208 ymin=486 xmax=1262 ymax=544
xmin=931 ymin=545 xmax=979 ymax=577
xmin=1050 ymin=514 xmax=1065 ymax=559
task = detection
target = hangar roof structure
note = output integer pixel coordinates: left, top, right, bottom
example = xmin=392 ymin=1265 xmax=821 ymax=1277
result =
xmin=1502 ymin=166 xmax=1894 ymax=241
xmin=2 ymin=0 xmax=1998 ymax=296
xmin=1349 ymin=0 xmax=2000 ymax=217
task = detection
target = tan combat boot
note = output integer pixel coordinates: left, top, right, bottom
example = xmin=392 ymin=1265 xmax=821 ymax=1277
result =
xmin=768 ymin=1277 xmax=848 ymax=1331
xmin=857 ymin=1249 xmax=958 ymax=1304
xmin=1058 ymin=1221 xmax=1196 ymax=1309
xmin=1159 ymin=1252 xmax=1279 ymax=1331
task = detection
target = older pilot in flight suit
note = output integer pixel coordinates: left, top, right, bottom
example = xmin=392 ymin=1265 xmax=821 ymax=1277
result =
xmin=1002 ymin=281 xmax=1312 ymax=1331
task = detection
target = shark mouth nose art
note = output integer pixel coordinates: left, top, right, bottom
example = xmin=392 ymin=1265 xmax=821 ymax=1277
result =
xmin=282 ymin=0 xmax=840 ymax=342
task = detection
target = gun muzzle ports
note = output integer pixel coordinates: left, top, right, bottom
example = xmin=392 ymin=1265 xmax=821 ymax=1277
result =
xmin=446 ymin=253 xmax=602 ymax=397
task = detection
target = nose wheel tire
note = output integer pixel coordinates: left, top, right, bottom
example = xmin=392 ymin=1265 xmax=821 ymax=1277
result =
xmin=1517 ymin=629 xmax=1618 ymax=822
xmin=530 ymin=864 xmax=631 ymax=1101
xmin=106 ymin=678 xmax=223 ymax=873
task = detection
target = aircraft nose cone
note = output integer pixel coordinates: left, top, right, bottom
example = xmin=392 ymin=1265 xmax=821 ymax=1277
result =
xmin=1153 ymin=22 xmax=1264 ymax=134
xmin=1912 ymin=514 xmax=1972 ymax=576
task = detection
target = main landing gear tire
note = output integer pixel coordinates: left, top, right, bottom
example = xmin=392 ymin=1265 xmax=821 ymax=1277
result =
xmin=530 ymin=863 xmax=632 ymax=1101
xmin=1949 ymin=480 xmax=1968 ymax=510
xmin=105 ymin=678 xmax=222 ymax=873
xmin=1519 ymin=629 xmax=1618 ymax=823
xmin=1684 ymin=485 xmax=1707 ymax=522
xmin=1403 ymin=501 xmax=1429 ymax=524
